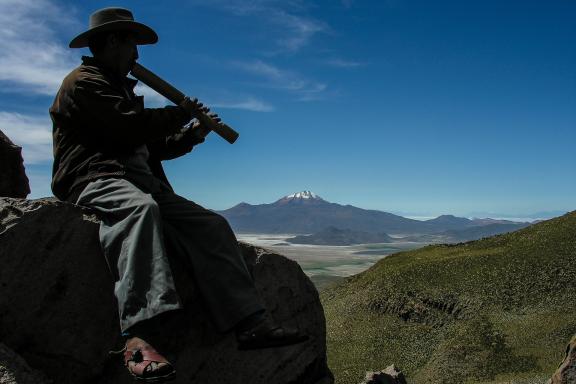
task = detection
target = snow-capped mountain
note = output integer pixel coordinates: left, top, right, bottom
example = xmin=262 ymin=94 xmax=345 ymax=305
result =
xmin=275 ymin=191 xmax=327 ymax=205
xmin=286 ymin=191 xmax=321 ymax=200
xmin=218 ymin=191 xmax=426 ymax=234
xmin=217 ymin=191 xmax=530 ymax=235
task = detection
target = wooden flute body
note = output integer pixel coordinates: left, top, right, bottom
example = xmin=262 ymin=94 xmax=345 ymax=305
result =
xmin=130 ymin=63 xmax=239 ymax=144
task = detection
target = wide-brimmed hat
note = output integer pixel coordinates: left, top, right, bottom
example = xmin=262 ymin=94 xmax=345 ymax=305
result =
xmin=69 ymin=7 xmax=158 ymax=48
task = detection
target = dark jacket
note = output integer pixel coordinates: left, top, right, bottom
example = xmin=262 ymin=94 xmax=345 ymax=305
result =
xmin=50 ymin=56 xmax=197 ymax=201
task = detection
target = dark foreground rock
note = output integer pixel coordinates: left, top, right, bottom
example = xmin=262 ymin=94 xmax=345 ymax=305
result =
xmin=0 ymin=197 xmax=333 ymax=384
xmin=548 ymin=335 xmax=576 ymax=384
xmin=0 ymin=343 xmax=51 ymax=384
xmin=360 ymin=365 xmax=407 ymax=384
xmin=0 ymin=130 xmax=30 ymax=198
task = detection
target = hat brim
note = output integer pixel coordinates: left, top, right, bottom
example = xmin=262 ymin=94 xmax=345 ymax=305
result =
xmin=69 ymin=20 xmax=158 ymax=48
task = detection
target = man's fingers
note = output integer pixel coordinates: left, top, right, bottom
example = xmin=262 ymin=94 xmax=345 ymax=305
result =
xmin=180 ymin=97 xmax=206 ymax=112
xmin=181 ymin=97 xmax=222 ymax=124
xmin=208 ymin=114 xmax=221 ymax=124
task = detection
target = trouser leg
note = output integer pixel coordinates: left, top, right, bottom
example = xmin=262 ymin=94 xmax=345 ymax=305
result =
xmin=153 ymin=190 xmax=265 ymax=332
xmin=76 ymin=178 xmax=181 ymax=332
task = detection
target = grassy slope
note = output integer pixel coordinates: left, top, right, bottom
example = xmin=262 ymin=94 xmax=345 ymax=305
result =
xmin=321 ymin=211 xmax=576 ymax=384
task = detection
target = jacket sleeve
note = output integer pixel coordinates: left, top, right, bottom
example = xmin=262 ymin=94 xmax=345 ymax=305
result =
xmin=147 ymin=126 xmax=205 ymax=161
xmin=72 ymin=71 xmax=189 ymax=149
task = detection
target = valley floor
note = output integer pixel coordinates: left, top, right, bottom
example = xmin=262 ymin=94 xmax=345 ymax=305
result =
xmin=236 ymin=233 xmax=428 ymax=290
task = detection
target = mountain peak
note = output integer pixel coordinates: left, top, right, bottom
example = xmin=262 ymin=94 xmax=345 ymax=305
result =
xmin=285 ymin=191 xmax=322 ymax=200
xmin=275 ymin=190 xmax=327 ymax=205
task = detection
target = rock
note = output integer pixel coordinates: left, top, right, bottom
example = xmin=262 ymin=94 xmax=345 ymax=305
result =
xmin=0 ymin=130 xmax=30 ymax=198
xmin=360 ymin=365 xmax=407 ymax=384
xmin=548 ymin=335 xmax=576 ymax=384
xmin=0 ymin=343 xmax=51 ymax=384
xmin=0 ymin=197 xmax=333 ymax=384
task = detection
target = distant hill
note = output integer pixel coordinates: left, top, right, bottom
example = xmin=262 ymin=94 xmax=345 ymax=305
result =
xmin=218 ymin=191 xmax=529 ymax=235
xmin=442 ymin=222 xmax=531 ymax=242
xmin=286 ymin=227 xmax=394 ymax=246
xmin=470 ymin=217 xmax=525 ymax=226
xmin=400 ymin=222 xmax=531 ymax=243
xmin=321 ymin=211 xmax=576 ymax=384
xmin=424 ymin=214 xmax=473 ymax=230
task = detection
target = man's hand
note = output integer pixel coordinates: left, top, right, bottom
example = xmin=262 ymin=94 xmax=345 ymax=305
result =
xmin=179 ymin=96 xmax=211 ymax=119
xmin=191 ymin=112 xmax=221 ymax=139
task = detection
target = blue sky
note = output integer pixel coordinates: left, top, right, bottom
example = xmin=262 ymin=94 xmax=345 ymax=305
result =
xmin=0 ymin=0 xmax=574 ymax=218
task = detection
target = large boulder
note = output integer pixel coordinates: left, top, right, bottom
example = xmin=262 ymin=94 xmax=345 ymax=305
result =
xmin=360 ymin=365 xmax=407 ymax=384
xmin=0 ymin=197 xmax=333 ymax=384
xmin=548 ymin=335 xmax=576 ymax=384
xmin=0 ymin=130 xmax=30 ymax=198
xmin=0 ymin=343 xmax=51 ymax=384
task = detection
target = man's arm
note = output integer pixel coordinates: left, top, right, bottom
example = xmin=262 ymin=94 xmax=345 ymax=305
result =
xmin=71 ymin=70 xmax=190 ymax=149
xmin=148 ymin=124 xmax=206 ymax=160
xmin=148 ymin=111 xmax=217 ymax=161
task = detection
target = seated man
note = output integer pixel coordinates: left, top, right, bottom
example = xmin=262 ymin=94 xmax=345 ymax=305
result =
xmin=50 ymin=7 xmax=306 ymax=381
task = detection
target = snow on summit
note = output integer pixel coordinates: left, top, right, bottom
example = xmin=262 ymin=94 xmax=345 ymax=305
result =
xmin=285 ymin=191 xmax=322 ymax=200
xmin=274 ymin=191 xmax=327 ymax=205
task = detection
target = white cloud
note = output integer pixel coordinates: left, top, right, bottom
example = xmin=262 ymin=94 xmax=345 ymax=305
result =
xmin=237 ymin=60 xmax=286 ymax=81
xmin=190 ymin=0 xmax=328 ymax=52
xmin=211 ymin=97 xmax=274 ymax=112
xmin=0 ymin=112 xmax=52 ymax=164
xmin=269 ymin=9 xmax=328 ymax=52
xmin=0 ymin=0 xmax=78 ymax=95
xmin=325 ymin=58 xmax=366 ymax=68
xmin=234 ymin=59 xmax=327 ymax=100
xmin=134 ymin=83 xmax=171 ymax=107
xmin=134 ymin=82 xmax=273 ymax=112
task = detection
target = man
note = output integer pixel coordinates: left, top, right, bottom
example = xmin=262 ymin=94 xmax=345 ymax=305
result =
xmin=51 ymin=7 xmax=306 ymax=381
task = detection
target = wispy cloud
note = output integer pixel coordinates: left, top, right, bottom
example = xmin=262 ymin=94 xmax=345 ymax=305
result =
xmin=325 ymin=58 xmax=366 ymax=68
xmin=234 ymin=59 xmax=327 ymax=100
xmin=135 ymin=83 xmax=274 ymax=112
xmin=134 ymin=83 xmax=171 ymax=107
xmin=211 ymin=97 xmax=274 ymax=112
xmin=190 ymin=0 xmax=329 ymax=53
xmin=0 ymin=0 xmax=78 ymax=95
xmin=269 ymin=9 xmax=328 ymax=52
xmin=0 ymin=112 xmax=52 ymax=164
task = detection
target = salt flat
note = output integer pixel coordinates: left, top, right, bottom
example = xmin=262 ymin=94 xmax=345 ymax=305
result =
xmin=237 ymin=233 xmax=427 ymax=289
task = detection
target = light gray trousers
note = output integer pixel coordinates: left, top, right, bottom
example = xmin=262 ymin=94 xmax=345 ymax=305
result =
xmin=76 ymin=176 xmax=263 ymax=332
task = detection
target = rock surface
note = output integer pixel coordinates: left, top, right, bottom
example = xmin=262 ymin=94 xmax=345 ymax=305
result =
xmin=360 ymin=365 xmax=407 ymax=384
xmin=548 ymin=335 xmax=576 ymax=384
xmin=0 ymin=130 xmax=30 ymax=198
xmin=0 ymin=343 xmax=51 ymax=384
xmin=0 ymin=197 xmax=333 ymax=384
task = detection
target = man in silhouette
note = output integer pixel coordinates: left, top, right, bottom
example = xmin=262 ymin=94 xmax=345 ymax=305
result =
xmin=50 ymin=7 xmax=305 ymax=381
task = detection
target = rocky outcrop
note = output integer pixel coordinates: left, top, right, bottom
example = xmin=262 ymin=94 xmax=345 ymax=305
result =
xmin=0 ymin=130 xmax=30 ymax=198
xmin=548 ymin=335 xmax=576 ymax=384
xmin=0 ymin=197 xmax=333 ymax=384
xmin=360 ymin=365 xmax=407 ymax=384
xmin=0 ymin=343 xmax=51 ymax=384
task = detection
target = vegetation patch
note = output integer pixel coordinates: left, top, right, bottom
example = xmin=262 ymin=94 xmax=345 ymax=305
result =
xmin=322 ymin=211 xmax=576 ymax=383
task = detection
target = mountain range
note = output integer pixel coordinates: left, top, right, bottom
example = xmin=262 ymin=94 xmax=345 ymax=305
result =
xmin=217 ymin=190 xmax=531 ymax=236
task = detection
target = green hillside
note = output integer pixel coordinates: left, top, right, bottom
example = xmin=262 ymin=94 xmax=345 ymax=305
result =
xmin=321 ymin=211 xmax=576 ymax=384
